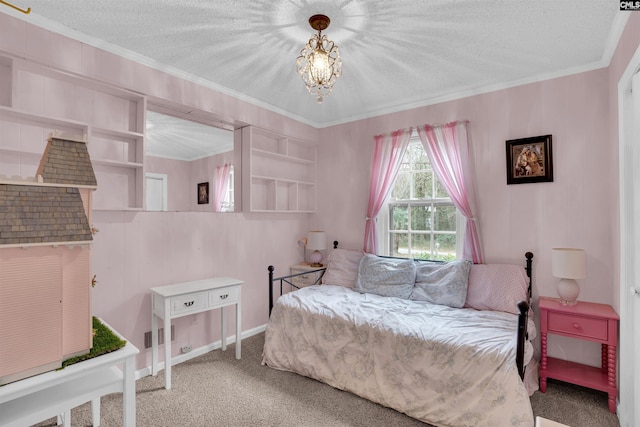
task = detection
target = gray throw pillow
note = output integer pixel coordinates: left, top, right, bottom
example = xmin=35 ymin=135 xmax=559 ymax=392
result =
xmin=354 ymin=254 xmax=416 ymax=299
xmin=410 ymin=260 xmax=471 ymax=308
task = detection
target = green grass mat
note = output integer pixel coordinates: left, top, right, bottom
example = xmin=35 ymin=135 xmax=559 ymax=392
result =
xmin=61 ymin=317 xmax=127 ymax=368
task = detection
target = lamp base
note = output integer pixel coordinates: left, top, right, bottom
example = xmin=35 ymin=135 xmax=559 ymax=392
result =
xmin=308 ymin=250 xmax=323 ymax=266
xmin=557 ymin=278 xmax=580 ymax=306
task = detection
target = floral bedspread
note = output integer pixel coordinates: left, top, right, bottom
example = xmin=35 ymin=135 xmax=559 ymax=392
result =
xmin=262 ymin=285 xmax=534 ymax=427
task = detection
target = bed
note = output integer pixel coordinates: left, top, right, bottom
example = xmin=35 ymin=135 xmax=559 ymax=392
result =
xmin=262 ymin=249 xmax=538 ymax=427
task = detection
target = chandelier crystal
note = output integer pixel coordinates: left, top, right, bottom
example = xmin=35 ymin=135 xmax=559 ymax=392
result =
xmin=296 ymin=15 xmax=342 ymax=104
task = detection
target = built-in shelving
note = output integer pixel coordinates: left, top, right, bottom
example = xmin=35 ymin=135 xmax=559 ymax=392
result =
xmin=0 ymin=54 xmax=146 ymax=210
xmin=242 ymin=126 xmax=317 ymax=213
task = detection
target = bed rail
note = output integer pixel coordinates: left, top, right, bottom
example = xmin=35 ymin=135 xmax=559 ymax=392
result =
xmin=268 ymin=250 xmax=534 ymax=380
xmin=517 ymin=251 xmax=534 ymax=379
xmin=268 ymin=266 xmax=326 ymax=316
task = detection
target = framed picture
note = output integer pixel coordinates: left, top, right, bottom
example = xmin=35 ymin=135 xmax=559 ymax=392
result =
xmin=197 ymin=182 xmax=209 ymax=204
xmin=505 ymin=135 xmax=553 ymax=185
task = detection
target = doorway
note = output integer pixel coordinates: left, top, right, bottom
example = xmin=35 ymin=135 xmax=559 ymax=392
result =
xmin=618 ymin=52 xmax=640 ymax=427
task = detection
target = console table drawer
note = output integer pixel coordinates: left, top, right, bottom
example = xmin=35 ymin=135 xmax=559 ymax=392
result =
xmin=547 ymin=312 xmax=608 ymax=341
xmin=208 ymin=286 xmax=239 ymax=307
xmin=171 ymin=292 xmax=207 ymax=315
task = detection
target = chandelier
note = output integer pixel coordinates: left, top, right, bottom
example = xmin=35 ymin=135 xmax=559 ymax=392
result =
xmin=296 ymin=14 xmax=342 ymax=104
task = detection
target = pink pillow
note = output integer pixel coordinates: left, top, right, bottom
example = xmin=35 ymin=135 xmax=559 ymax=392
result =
xmin=464 ymin=263 xmax=529 ymax=314
xmin=322 ymin=249 xmax=365 ymax=288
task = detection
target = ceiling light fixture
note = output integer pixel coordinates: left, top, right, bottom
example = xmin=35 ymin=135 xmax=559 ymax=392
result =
xmin=296 ymin=14 xmax=342 ymax=104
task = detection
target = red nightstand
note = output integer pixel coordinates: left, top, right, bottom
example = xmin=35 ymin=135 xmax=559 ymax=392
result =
xmin=538 ymin=297 xmax=619 ymax=413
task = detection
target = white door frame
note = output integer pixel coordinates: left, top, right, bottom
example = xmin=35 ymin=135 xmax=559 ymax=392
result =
xmin=617 ymin=43 xmax=640 ymax=427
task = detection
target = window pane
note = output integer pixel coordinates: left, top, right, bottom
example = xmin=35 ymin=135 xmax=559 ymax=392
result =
xmin=412 ymin=171 xmax=432 ymax=199
xmin=412 ymin=145 xmax=429 ymax=170
xmin=435 ymin=179 xmax=449 ymax=198
xmin=385 ymin=137 xmax=457 ymax=260
xmin=410 ymin=205 xmax=432 ymax=231
xmin=391 ymin=173 xmax=410 ymax=200
xmin=434 ymin=205 xmax=456 ymax=231
xmin=410 ymin=233 xmax=431 ymax=259
xmin=390 ymin=205 xmax=408 ymax=230
xmin=434 ymin=234 xmax=456 ymax=261
xmin=391 ymin=233 xmax=408 ymax=257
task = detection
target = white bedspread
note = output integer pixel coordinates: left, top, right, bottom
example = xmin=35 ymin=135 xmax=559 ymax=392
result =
xmin=262 ymin=285 xmax=534 ymax=427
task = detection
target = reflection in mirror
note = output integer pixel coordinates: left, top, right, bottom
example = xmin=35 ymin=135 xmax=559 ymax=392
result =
xmin=145 ymin=110 xmax=235 ymax=212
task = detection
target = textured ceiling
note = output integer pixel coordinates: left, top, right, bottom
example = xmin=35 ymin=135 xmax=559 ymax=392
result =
xmin=2 ymin=1 xmax=628 ymax=129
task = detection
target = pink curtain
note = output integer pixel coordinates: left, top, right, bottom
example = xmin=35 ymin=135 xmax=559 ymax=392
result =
xmin=416 ymin=121 xmax=484 ymax=263
xmin=363 ymin=129 xmax=411 ymax=254
xmin=213 ymin=163 xmax=231 ymax=212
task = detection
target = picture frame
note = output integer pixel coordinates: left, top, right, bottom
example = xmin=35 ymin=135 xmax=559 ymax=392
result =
xmin=505 ymin=135 xmax=553 ymax=185
xmin=197 ymin=182 xmax=209 ymax=204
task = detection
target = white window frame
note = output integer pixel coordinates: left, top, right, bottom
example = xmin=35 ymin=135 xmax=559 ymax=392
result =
xmin=376 ymin=136 xmax=463 ymax=259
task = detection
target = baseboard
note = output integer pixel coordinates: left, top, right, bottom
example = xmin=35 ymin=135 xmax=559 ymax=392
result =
xmin=135 ymin=323 xmax=267 ymax=380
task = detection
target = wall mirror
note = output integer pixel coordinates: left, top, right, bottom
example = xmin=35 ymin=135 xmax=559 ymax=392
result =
xmin=145 ymin=106 xmax=239 ymax=212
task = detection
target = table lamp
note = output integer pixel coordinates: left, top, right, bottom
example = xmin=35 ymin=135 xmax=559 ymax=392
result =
xmin=551 ymin=248 xmax=586 ymax=306
xmin=307 ymin=231 xmax=326 ymax=267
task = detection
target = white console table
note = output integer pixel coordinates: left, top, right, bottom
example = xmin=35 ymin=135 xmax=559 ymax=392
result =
xmin=151 ymin=276 xmax=243 ymax=390
xmin=0 ymin=319 xmax=138 ymax=427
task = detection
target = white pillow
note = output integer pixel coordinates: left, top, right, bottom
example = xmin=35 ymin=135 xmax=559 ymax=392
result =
xmin=410 ymin=259 xmax=471 ymax=308
xmin=354 ymin=254 xmax=416 ymax=299
xmin=321 ymin=249 xmax=365 ymax=288
xmin=464 ymin=263 xmax=529 ymax=314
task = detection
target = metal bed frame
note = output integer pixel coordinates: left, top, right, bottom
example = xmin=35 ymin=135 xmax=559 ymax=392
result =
xmin=267 ymin=248 xmax=534 ymax=380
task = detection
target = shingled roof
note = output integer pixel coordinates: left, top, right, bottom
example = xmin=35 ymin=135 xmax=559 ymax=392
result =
xmin=37 ymin=137 xmax=97 ymax=187
xmin=0 ymin=136 xmax=96 ymax=246
xmin=0 ymin=185 xmax=93 ymax=244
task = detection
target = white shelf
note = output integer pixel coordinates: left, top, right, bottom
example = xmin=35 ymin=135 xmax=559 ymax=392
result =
xmin=251 ymin=148 xmax=314 ymax=165
xmin=0 ymin=54 xmax=146 ymax=211
xmin=92 ymin=158 xmax=143 ymax=169
xmin=242 ymin=126 xmax=317 ymax=213
xmin=0 ymin=105 xmax=87 ymax=131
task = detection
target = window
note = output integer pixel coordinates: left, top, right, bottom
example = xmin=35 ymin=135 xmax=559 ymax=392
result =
xmin=381 ymin=136 xmax=459 ymax=261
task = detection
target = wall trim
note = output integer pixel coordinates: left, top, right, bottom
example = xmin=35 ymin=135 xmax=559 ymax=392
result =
xmin=134 ymin=323 xmax=267 ymax=380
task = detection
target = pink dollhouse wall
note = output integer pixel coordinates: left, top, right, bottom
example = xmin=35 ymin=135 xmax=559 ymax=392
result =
xmin=0 ymin=136 xmax=95 ymax=384
xmin=1 ymin=12 xmax=639 ymax=377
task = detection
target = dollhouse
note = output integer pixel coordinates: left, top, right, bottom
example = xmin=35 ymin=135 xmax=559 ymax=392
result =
xmin=0 ymin=136 xmax=96 ymax=385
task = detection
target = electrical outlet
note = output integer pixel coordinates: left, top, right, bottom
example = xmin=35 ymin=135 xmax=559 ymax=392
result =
xmin=181 ymin=344 xmax=192 ymax=354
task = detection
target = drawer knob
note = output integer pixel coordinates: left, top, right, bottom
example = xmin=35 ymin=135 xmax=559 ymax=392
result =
xmin=184 ymin=301 xmax=195 ymax=307
xmin=220 ymin=294 xmax=228 ymax=299
xmin=572 ymin=322 xmax=580 ymax=329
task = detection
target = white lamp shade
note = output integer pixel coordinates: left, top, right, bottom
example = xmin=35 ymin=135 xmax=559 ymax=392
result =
xmin=551 ymin=248 xmax=586 ymax=279
xmin=307 ymin=231 xmax=327 ymax=251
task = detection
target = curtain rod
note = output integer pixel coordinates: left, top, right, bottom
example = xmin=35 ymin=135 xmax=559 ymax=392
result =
xmin=0 ymin=0 xmax=31 ymax=14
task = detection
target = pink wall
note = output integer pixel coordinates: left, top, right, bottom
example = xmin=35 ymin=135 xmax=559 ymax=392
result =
xmin=0 ymin=12 xmax=317 ymax=369
xmin=2 ymin=10 xmax=640 ymax=374
xmin=315 ymin=69 xmax=613 ymax=367
xmin=146 ymin=156 xmax=191 ymax=211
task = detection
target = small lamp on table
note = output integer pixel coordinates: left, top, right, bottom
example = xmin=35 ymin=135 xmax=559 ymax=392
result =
xmin=551 ymin=247 xmax=586 ymax=306
xmin=307 ymin=231 xmax=327 ymax=267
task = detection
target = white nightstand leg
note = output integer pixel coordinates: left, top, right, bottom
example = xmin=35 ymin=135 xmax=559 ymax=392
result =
xmin=163 ymin=299 xmax=172 ymax=390
xmin=123 ymin=353 xmax=136 ymax=426
xmin=151 ymin=313 xmax=158 ymax=377
xmin=91 ymin=398 xmax=100 ymax=426
xmin=236 ymin=296 xmax=242 ymax=359
xmin=221 ymin=306 xmax=227 ymax=351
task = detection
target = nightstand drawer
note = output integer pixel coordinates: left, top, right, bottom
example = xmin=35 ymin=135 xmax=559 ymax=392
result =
xmin=547 ymin=312 xmax=608 ymax=341
xmin=171 ymin=292 xmax=207 ymax=315
xmin=292 ymin=272 xmax=319 ymax=287
xmin=208 ymin=286 xmax=239 ymax=307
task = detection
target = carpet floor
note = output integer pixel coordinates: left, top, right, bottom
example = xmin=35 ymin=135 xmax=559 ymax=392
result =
xmin=32 ymin=332 xmax=620 ymax=427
